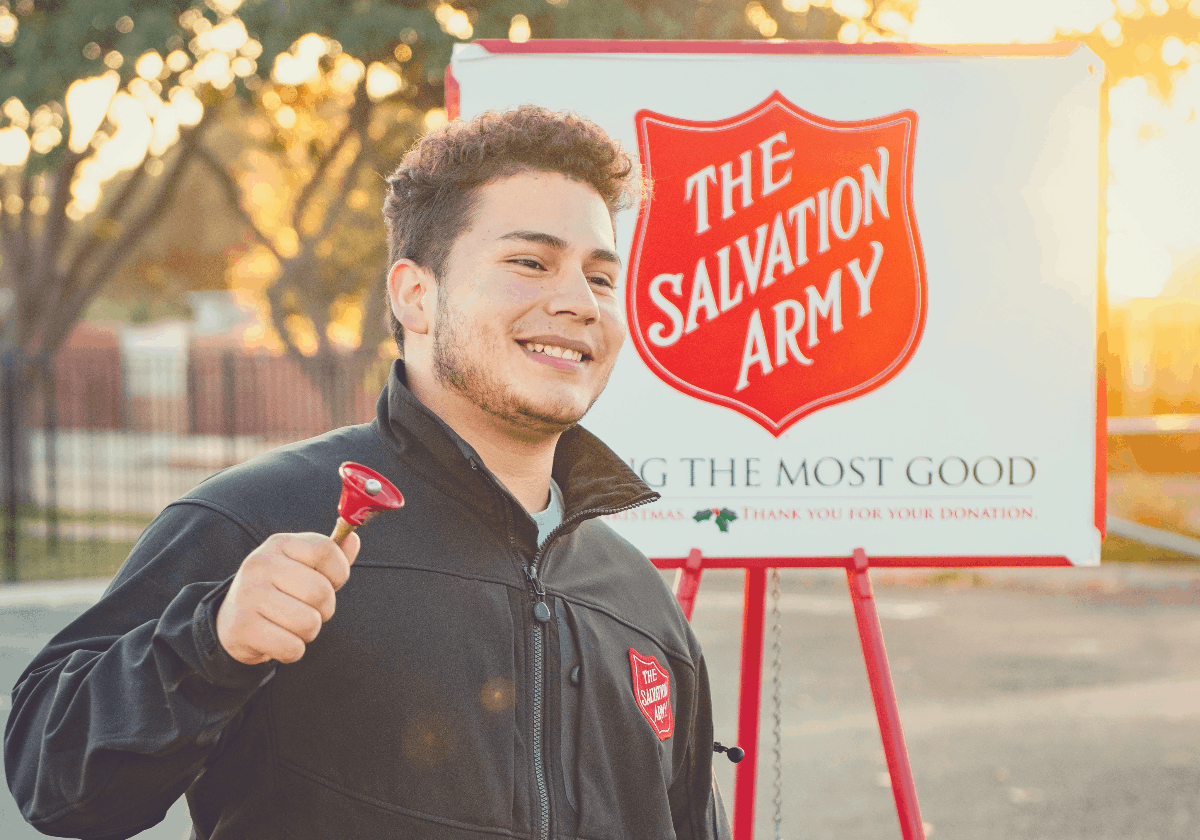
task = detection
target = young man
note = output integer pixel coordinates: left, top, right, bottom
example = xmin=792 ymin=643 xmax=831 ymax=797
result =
xmin=5 ymin=107 xmax=730 ymax=839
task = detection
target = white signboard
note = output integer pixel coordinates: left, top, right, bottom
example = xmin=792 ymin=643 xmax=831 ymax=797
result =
xmin=450 ymin=41 xmax=1103 ymax=565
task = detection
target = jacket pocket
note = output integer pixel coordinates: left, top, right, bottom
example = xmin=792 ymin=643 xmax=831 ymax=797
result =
xmin=269 ymin=568 xmax=520 ymax=831
xmin=560 ymin=601 xmax=679 ymax=839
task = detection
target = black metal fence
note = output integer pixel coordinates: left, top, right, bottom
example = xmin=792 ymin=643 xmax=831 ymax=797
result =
xmin=3 ymin=336 xmax=1197 ymax=582
xmin=0 ymin=347 xmax=382 ymax=582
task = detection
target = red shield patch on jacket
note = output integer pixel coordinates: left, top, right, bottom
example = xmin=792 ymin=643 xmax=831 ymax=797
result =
xmin=629 ymin=648 xmax=673 ymax=740
xmin=628 ymin=91 xmax=927 ymax=436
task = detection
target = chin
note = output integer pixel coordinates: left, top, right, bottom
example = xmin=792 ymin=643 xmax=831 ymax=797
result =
xmin=503 ymin=390 xmax=595 ymax=433
xmin=515 ymin=403 xmax=588 ymax=431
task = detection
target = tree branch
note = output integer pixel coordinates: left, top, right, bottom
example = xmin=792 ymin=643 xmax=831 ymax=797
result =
xmin=0 ymin=175 xmax=15 ymax=242
xmin=263 ymin=279 xmax=307 ymax=367
xmin=15 ymin=169 xmax=34 ymax=283
xmin=293 ymin=77 xmax=369 ymax=227
xmin=200 ymin=132 xmax=361 ymax=365
xmin=0 ymin=177 xmax=19 ymax=273
xmin=32 ymin=148 xmax=85 ymax=291
xmin=29 ymin=109 xmax=216 ymax=353
xmin=42 ymin=125 xmax=205 ymax=355
xmin=356 ymin=263 xmax=390 ymax=361
xmin=274 ymin=143 xmax=369 ymax=360
xmin=195 ymin=144 xmax=284 ymax=264
xmin=278 ymin=253 xmax=331 ymax=358
xmin=307 ymin=151 xmax=364 ymax=255
xmin=62 ymin=153 xmax=154 ymax=287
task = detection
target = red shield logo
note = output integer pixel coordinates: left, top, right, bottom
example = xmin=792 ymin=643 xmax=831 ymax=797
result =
xmin=628 ymin=91 xmax=927 ymax=436
xmin=628 ymin=648 xmax=673 ymax=740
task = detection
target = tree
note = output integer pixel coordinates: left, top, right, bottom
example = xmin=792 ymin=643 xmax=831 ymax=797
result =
xmin=197 ymin=60 xmax=414 ymax=427
xmin=0 ymin=0 xmax=919 ymax=420
xmin=0 ymin=1 xmax=917 ymax=575
xmin=0 ymin=0 xmax=917 ymax=356
xmin=175 ymin=0 xmax=921 ymax=424
xmin=0 ymin=0 xmax=202 ymax=357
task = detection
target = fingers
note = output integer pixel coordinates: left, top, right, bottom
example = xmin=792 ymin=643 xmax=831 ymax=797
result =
xmin=267 ymin=533 xmax=353 ymax=590
xmin=216 ymin=532 xmax=358 ymax=666
xmin=270 ymin=563 xmax=337 ymax=623
xmin=234 ymin=611 xmax=310 ymax=665
xmin=255 ymin=586 xmax=325 ymax=645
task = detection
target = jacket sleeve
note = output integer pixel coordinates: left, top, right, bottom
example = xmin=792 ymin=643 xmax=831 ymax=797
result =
xmin=670 ymin=644 xmax=733 ymax=840
xmin=4 ymin=502 xmax=277 ymax=839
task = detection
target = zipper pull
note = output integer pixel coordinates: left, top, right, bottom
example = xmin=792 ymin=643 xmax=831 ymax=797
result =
xmin=525 ymin=565 xmax=546 ymax=597
xmin=525 ymin=566 xmax=551 ymax=622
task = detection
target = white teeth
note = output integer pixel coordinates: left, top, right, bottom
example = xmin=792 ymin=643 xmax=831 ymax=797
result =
xmin=523 ymin=342 xmax=584 ymax=362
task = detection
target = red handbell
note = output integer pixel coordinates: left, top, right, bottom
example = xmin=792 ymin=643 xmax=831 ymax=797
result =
xmin=331 ymin=462 xmax=404 ymax=546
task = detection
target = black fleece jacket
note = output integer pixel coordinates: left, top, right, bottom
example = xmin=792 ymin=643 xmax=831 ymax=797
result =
xmin=5 ymin=362 xmax=730 ymax=839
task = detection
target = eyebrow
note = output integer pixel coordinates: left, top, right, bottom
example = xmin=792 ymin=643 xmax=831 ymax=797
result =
xmin=498 ymin=230 xmax=623 ymax=268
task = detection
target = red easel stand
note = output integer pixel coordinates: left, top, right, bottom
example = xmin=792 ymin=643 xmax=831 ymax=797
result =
xmin=733 ymin=567 xmax=767 ymax=839
xmin=668 ymin=550 xmax=925 ymax=840
xmin=673 ymin=548 xmax=705 ymax=619
xmin=848 ymin=548 xmax=926 ymax=840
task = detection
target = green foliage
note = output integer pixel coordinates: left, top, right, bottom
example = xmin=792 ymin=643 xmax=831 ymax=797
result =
xmin=2 ymin=1 xmax=909 ymax=175
xmin=1 ymin=1 xmax=190 ymax=156
xmin=0 ymin=0 xmax=915 ymax=362
xmin=474 ymin=0 xmax=648 ymax=40
xmin=237 ymin=0 xmax=437 ymax=66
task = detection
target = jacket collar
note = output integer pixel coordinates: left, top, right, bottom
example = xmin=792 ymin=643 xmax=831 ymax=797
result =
xmin=379 ymin=360 xmax=658 ymax=532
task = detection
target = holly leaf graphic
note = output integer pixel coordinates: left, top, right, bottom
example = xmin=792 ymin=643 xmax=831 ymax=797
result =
xmin=695 ymin=508 xmax=737 ymax=531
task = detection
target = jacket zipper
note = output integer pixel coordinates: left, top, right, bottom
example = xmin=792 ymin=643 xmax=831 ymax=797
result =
xmin=525 ymin=496 xmax=655 ymax=840
xmin=524 ymin=564 xmax=551 ymax=840
xmin=472 ymin=456 xmax=656 ymax=840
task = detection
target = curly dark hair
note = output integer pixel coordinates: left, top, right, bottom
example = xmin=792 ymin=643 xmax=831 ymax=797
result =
xmin=382 ymin=105 xmax=641 ymax=354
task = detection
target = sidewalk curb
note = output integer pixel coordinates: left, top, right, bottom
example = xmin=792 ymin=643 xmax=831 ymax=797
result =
xmin=1107 ymin=516 xmax=1200 ymax=559
xmin=4 ymin=558 xmax=1198 ymax=610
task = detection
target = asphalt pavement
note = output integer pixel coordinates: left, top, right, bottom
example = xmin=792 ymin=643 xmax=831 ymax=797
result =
xmin=1 ymin=562 xmax=1198 ymax=840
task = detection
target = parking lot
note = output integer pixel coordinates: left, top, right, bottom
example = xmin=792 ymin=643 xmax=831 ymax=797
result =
xmin=1 ymin=562 xmax=1197 ymax=839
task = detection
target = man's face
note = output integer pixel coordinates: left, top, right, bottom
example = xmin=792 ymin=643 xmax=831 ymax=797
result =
xmin=429 ymin=170 xmax=626 ymax=435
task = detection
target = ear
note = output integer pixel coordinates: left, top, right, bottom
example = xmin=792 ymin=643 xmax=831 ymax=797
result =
xmin=387 ymin=260 xmax=435 ymax=337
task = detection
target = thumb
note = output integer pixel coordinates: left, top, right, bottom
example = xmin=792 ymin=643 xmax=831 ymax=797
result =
xmin=340 ymin=530 xmax=362 ymax=566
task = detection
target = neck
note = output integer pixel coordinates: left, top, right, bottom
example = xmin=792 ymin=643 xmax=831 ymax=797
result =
xmin=407 ymin=368 xmax=559 ymax=513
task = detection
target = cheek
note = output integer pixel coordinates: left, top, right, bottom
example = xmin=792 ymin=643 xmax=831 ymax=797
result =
xmin=498 ymin=284 xmax=543 ymax=306
xmin=457 ymin=280 xmax=541 ymax=335
xmin=600 ymin=303 xmax=627 ymax=347
xmin=468 ymin=280 xmax=542 ymax=319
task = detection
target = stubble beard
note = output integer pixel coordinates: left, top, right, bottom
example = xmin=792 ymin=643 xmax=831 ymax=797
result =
xmin=430 ymin=285 xmax=609 ymax=435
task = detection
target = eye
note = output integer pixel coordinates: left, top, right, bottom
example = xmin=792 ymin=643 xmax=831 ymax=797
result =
xmin=589 ymin=274 xmax=617 ymax=290
xmin=508 ymin=257 xmax=546 ymax=271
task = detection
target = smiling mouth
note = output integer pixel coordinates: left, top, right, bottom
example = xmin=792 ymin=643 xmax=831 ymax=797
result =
xmin=519 ymin=341 xmax=589 ymax=363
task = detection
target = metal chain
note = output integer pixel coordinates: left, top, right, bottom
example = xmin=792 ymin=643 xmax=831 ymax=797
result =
xmin=770 ymin=567 xmax=784 ymax=840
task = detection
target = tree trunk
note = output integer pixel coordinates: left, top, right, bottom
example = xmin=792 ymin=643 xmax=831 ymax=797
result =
xmin=1 ymin=352 xmax=47 ymax=580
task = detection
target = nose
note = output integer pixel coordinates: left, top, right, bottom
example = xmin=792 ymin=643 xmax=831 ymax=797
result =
xmin=547 ymin=265 xmax=600 ymax=324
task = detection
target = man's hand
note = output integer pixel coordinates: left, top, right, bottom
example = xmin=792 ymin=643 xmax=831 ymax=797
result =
xmin=215 ymin=532 xmax=360 ymax=665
